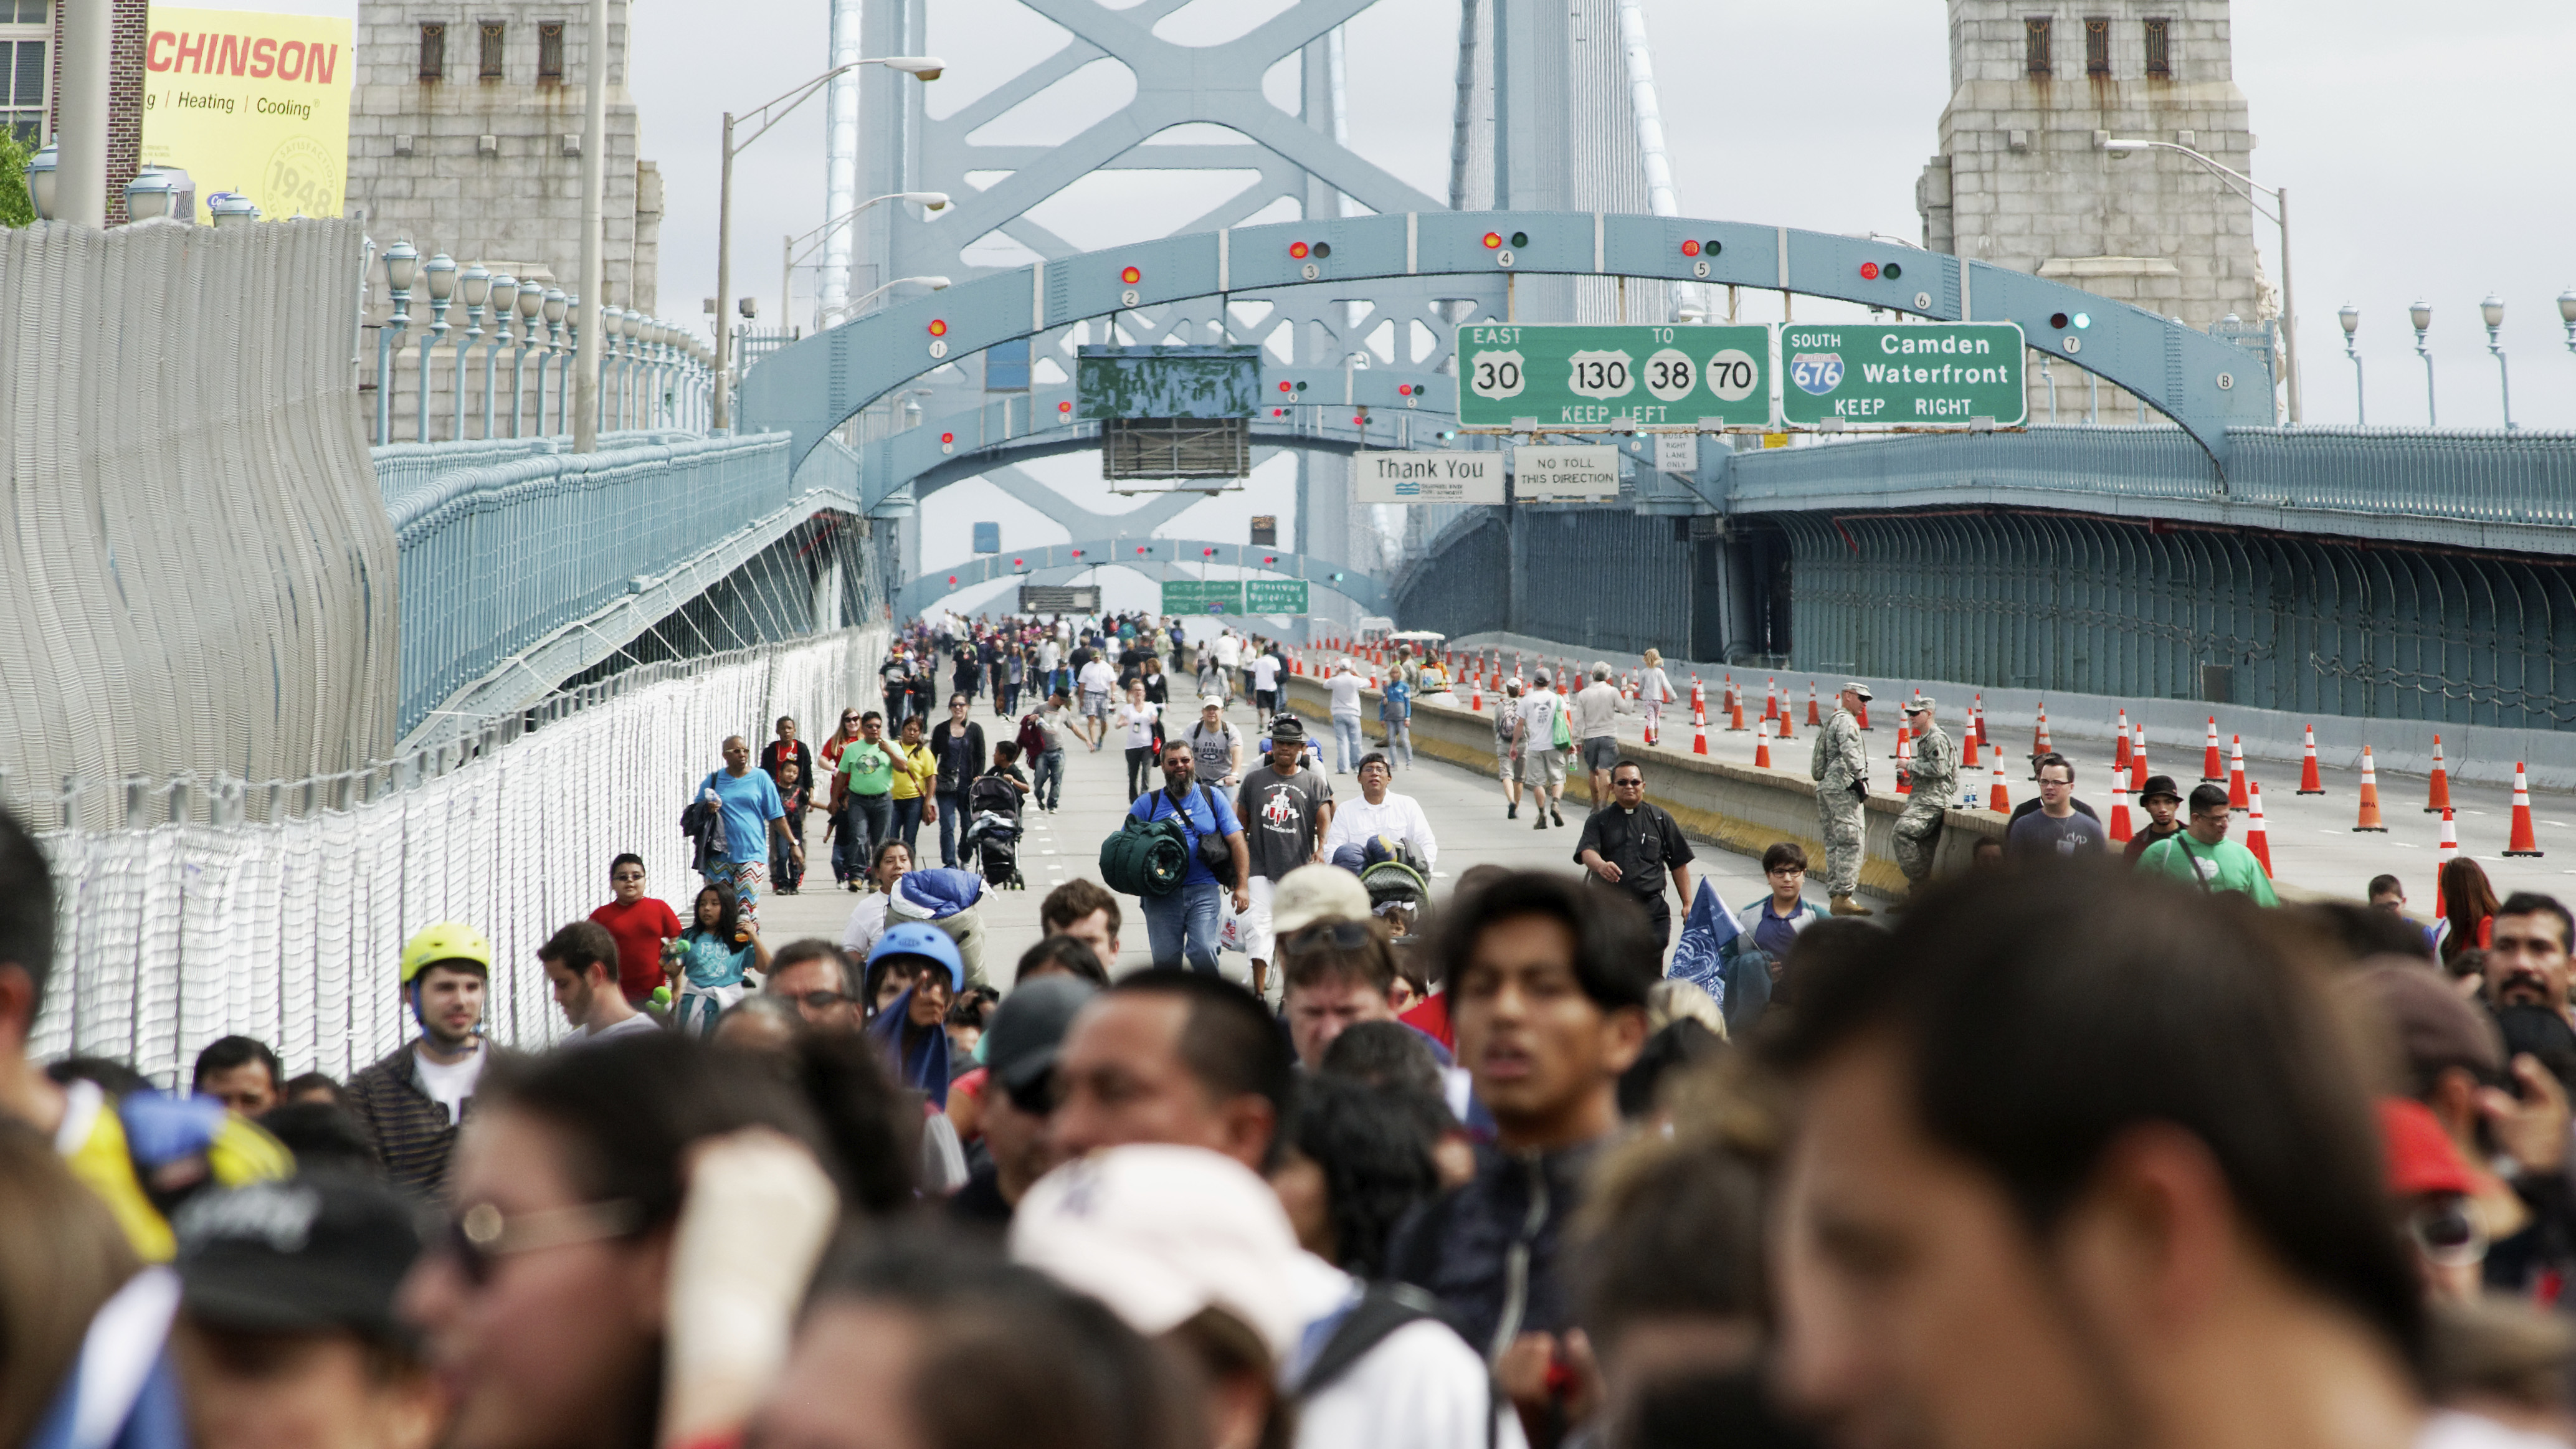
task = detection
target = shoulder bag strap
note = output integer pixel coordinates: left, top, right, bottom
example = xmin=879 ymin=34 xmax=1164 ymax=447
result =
xmin=2174 ymin=837 xmax=2218 ymax=893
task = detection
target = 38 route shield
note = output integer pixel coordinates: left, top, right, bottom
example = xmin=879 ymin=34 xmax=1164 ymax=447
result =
xmin=1779 ymin=323 xmax=2027 ymax=427
xmin=1457 ymin=325 xmax=1774 ymax=429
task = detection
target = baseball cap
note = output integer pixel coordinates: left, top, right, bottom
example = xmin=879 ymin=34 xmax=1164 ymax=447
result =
xmin=1201 ymin=694 xmax=1227 ymax=710
xmin=1270 ymin=863 xmax=1373 ymax=936
xmin=986 ymin=976 xmax=1097 ymax=1098
xmin=1268 ymin=716 xmax=1307 ymax=743
xmin=868 ymin=921 xmax=964 ymax=991
xmin=2139 ymin=774 xmax=2184 ymax=803
xmin=1842 ymin=681 xmax=1873 ymax=701
xmin=2378 ymin=1097 xmax=2478 ymax=1199
xmin=1009 ymin=1145 xmax=1304 ymax=1362
xmin=174 ymin=1176 xmax=423 ymax=1347
xmin=1904 ymin=696 xmax=1936 ymax=714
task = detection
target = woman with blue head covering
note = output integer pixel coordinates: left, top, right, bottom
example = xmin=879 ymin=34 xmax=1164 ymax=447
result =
xmin=862 ymin=923 xmax=962 ymax=1106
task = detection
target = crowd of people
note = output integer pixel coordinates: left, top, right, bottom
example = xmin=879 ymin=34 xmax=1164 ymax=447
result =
xmin=16 ymin=614 xmax=2576 ymax=1449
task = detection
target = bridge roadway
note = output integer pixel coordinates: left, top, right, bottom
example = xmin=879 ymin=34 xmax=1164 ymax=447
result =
xmin=750 ymin=691 xmax=1778 ymax=997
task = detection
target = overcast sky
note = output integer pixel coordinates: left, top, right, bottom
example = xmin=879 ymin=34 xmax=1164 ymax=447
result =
xmin=237 ymin=0 xmax=2576 ymax=604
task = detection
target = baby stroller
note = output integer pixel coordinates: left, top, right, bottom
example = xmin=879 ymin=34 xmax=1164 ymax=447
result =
xmin=962 ymin=773 xmax=1027 ymax=890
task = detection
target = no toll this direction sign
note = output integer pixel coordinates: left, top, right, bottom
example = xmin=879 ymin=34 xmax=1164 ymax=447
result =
xmin=1457 ymin=324 xmax=1774 ymax=429
xmin=1779 ymin=322 xmax=2026 ymax=427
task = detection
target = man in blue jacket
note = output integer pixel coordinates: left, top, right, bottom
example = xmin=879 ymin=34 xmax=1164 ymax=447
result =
xmin=1126 ymin=739 xmax=1252 ymax=974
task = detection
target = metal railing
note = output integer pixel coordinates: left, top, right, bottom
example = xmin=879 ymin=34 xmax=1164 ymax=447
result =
xmin=1726 ymin=424 xmax=2576 ymax=539
xmin=386 ymin=432 xmax=797 ymax=733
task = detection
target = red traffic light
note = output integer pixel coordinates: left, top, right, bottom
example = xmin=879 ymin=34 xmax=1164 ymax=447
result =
xmin=1135 ymin=546 xmax=1147 ymax=555
xmin=1680 ymin=239 xmax=1700 ymax=257
xmin=939 ymin=432 xmax=954 ymax=444
xmin=946 ymin=575 xmax=957 ymax=585
xmin=1202 ymin=548 xmax=1215 ymax=556
xmin=1397 ymin=383 xmax=1414 ymax=396
xmin=1119 ymin=265 xmax=1141 ymax=285
xmin=1012 ymin=558 xmax=1023 ymax=566
xmin=1860 ymin=262 xmax=1880 ymax=280
xmin=1278 ymin=380 xmax=1293 ymax=392
xmin=1289 ymin=242 xmax=1309 ymax=259
xmin=1057 ymin=400 xmax=1073 ymax=414
xmin=1483 ymin=232 xmax=1503 ymax=249
xmin=926 ymin=318 xmax=948 ymax=336
xmin=1263 ymin=556 xmax=1276 ymax=564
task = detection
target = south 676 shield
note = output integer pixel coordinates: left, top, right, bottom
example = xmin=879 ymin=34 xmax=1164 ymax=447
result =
xmin=1789 ymin=353 xmax=1844 ymax=396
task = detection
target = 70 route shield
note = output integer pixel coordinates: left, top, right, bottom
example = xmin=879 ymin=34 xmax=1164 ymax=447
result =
xmin=1457 ymin=324 xmax=1775 ymax=428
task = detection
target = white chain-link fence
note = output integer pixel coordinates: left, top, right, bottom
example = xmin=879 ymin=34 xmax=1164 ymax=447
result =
xmin=25 ymin=626 xmax=886 ymax=1087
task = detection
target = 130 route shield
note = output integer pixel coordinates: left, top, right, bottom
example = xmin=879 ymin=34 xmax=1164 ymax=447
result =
xmin=1779 ymin=322 xmax=2027 ymax=427
xmin=1457 ymin=324 xmax=1774 ymax=428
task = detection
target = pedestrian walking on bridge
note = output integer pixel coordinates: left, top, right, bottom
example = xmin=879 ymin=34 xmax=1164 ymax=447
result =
xmin=1810 ymin=683 xmax=1874 ymax=916
xmin=1891 ymin=697 xmax=1956 ymax=898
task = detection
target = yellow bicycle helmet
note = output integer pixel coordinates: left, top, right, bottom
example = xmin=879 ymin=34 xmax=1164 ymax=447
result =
xmin=401 ymin=921 xmax=495 ymax=983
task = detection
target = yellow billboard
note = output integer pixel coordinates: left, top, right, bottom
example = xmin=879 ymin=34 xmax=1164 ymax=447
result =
xmin=140 ymin=7 xmax=352 ymax=222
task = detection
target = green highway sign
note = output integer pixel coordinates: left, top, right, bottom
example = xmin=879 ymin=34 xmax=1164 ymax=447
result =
xmin=1457 ymin=324 xmax=1774 ymax=428
xmin=1161 ymin=580 xmax=1243 ymax=615
xmin=1779 ymin=322 xmax=2027 ymax=427
xmin=1245 ymin=579 xmax=1309 ymax=615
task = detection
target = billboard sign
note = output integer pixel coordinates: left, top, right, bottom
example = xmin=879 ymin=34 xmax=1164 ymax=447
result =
xmin=1511 ymin=445 xmax=1622 ymax=501
xmin=143 ymin=7 xmax=353 ymax=222
xmin=1353 ymin=450 xmax=1505 ymax=504
xmin=1779 ymin=323 xmax=2027 ymax=427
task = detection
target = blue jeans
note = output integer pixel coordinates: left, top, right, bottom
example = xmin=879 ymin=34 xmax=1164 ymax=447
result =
xmin=1033 ymin=748 xmax=1065 ymax=809
xmin=937 ymin=787 xmax=971 ymax=867
xmin=1141 ymin=880 xmax=1224 ymax=974
xmin=769 ymin=805 xmax=806 ymax=890
xmin=893 ymin=794 xmax=924 ymax=857
xmin=848 ymin=792 xmax=893 ymax=872
xmin=1331 ymin=713 xmax=1364 ymax=774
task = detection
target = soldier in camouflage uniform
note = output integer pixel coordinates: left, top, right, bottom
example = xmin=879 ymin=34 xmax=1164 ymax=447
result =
xmin=1809 ymin=682 xmax=1874 ymax=916
xmin=1892 ymin=696 xmax=1956 ymax=895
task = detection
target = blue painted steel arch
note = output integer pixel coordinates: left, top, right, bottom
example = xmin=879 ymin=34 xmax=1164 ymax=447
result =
xmin=739 ymin=211 xmax=2276 ymax=477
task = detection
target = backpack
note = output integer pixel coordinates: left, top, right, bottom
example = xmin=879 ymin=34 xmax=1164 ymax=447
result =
xmin=1549 ymin=695 xmax=1574 ymax=751
xmin=1016 ymin=713 xmax=1048 ymax=761
xmin=1293 ymin=1283 xmax=1443 ymax=1398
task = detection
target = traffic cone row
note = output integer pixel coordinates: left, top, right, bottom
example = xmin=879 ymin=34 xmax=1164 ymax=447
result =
xmin=2032 ymin=701 xmax=2051 ymax=758
xmin=2227 ymin=736 xmax=2250 ymax=812
xmin=2297 ymin=725 xmax=2325 ymax=795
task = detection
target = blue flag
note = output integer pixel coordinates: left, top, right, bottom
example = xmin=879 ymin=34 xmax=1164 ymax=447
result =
xmin=1666 ymin=878 xmax=1734 ymax=1002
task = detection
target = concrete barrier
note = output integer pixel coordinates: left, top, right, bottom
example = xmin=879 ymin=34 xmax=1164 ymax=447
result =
xmin=1281 ymin=673 xmax=2006 ymax=898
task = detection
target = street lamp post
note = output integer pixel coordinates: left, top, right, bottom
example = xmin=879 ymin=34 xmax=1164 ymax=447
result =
xmin=417 ymin=252 xmax=456 ymax=442
xmin=713 ymin=57 xmax=945 ymax=432
xmin=376 ymin=240 xmax=419 ymax=445
xmin=622 ymin=310 xmax=643 ymax=429
xmin=824 ymin=275 xmax=953 ymax=330
xmin=779 ymin=191 xmax=951 ymax=331
xmin=511 ymin=283 xmax=544 ymax=437
xmin=2410 ymin=302 xmax=2436 ymax=427
xmin=2097 ymin=135 xmax=2302 ymax=423
xmin=2338 ymin=304 xmax=2362 ymax=427
xmin=452 ymin=264 xmax=490 ymax=441
xmin=2481 ymin=295 xmax=2514 ymax=432
xmin=539 ymin=290 xmax=569 ymax=434
xmin=483 ymin=274 xmax=518 ymax=438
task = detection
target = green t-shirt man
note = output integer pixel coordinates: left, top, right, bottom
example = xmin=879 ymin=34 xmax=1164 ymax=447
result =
xmin=2136 ymin=784 xmax=2279 ymax=907
xmin=837 ymin=736 xmax=895 ymax=797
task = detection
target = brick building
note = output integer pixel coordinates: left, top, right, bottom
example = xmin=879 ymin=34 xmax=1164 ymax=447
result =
xmin=1916 ymin=1 xmax=2272 ymax=420
xmin=19 ymin=0 xmax=149 ymax=222
xmin=345 ymin=0 xmax=660 ymax=321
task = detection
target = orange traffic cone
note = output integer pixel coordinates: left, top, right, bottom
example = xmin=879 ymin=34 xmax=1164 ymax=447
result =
xmin=2130 ymin=723 xmax=2149 ymax=793
xmin=2032 ymin=701 xmax=2051 ymax=758
xmin=2227 ymin=736 xmax=2250 ymax=812
xmin=2113 ymin=711 xmax=2131 ymax=772
xmin=2297 ymin=725 xmax=2325 ymax=795
xmin=1974 ymin=694 xmax=1990 ymax=747
xmin=1729 ymin=689 xmax=1747 ymax=733
xmin=1693 ymin=713 xmax=1708 ymax=756
xmin=1894 ymin=730 xmax=1914 ymax=795
xmin=1691 ymin=677 xmax=1706 ymax=726
xmin=1754 ymin=719 xmax=1773 ymax=769
xmin=2426 ymin=736 xmax=2451 ymax=814
xmin=1807 ymin=683 xmax=1823 ymax=727
xmin=1962 ymin=712 xmax=1981 ymax=767
xmin=1858 ymin=697 xmax=1873 ymax=732
xmin=1776 ymin=693 xmax=1795 ymax=741
xmin=1470 ymin=681 xmax=1483 ymax=712
xmin=2202 ymin=716 xmax=2224 ymax=782
xmin=1987 ymin=757 xmax=2010 ymax=814
xmin=2246 ymin=781 xmax=2274 ymax=877
xmin=2507 ymin=763 xmax=2545 ymax=857
xmin=2435 ymin=809 xmax=2460 ymax=914
xmin=1764 ymin=677 xmax=1780 ymax=724
xmin=2109 ymin=779 xmax=2135 ymax=843
xmin=1890 ymin=720 xmax=1910 ymax=759
xmin=2353 ymin=746 xmax=2388 ymax=832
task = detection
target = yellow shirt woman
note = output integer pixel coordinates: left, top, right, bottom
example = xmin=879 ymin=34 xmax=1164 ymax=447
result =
xmin=886 ymin=739 xmax=936 ymax=801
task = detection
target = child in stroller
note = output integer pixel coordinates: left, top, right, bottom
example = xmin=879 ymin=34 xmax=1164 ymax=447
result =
xmin=963 ymin=741 xmax=1032 ymax=890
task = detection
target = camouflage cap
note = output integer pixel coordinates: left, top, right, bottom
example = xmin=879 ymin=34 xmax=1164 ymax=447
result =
xmin=1842 ymin=682 xmax=1873 ymax=701
xmin=1903 ymin=696 xmax=1936 ymax=714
